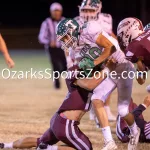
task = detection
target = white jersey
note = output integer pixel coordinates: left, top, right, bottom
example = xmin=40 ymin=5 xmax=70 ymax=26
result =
xmin=97 ymin=13 xmax=112 ymax=35
xmin=74 ymin=13 xmax=113 ymax=35
xmin=70 ymin=21 xmax=127 ymax=64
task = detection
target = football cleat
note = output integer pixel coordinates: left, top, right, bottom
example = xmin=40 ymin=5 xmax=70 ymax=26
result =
xmin=0 ymin=143 xmax=4 ymax=149
xmin=101 ymin=140 xmax=117 ymax=150
xmin=37 ymin=143 xmax=52 ymax=150
xmin=128 ymin=127 xmax=140 ymax=150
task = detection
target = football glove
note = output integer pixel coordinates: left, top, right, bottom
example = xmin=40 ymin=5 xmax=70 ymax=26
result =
xmin=79 ymin=57 xmax=95 ymax=69
xmin=79 ymin=57 xmax=95 ymax=76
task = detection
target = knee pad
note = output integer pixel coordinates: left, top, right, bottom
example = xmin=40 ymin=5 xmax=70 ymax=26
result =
xmin=118 ymin=105 xmax=129 ymax=117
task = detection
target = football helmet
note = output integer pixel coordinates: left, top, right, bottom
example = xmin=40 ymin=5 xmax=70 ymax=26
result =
xmin=117 ymin=17 xmax=143 ymax=49
xmin=56 ymin=19 xmax=80 ymax=50
xmin=79 ymin=0 xmax=102 ymax=22
xmin=144 ymin=23 xmax=150 ymax=31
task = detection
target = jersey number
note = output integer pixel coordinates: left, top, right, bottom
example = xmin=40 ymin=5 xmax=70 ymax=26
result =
xmin=81 ymin=46 xmax=102 ymax=60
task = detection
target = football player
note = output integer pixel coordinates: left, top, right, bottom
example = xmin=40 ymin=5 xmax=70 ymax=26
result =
xmin=56 ymin=18 xmax=139 ymax=150
xmin=75 ymin=0 xmax=116 ymax=122
xmin=144 ymin=23 xmax=150 ymax=93
xmin=117 ymin=18 xmax=150 ymax=85
xmin=116 ymin=96 xmax=150 ymax=143
xmin=0 ymin=34 xmax=15 ymax=68
xmin=0 ymin=59 xmax=116 ymax=150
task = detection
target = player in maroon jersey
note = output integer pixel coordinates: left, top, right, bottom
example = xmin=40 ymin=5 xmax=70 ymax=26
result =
xmin=0 ymin=60 xmax=116 ymax=150
xmin=117 ymin=18 xmax=150 ymax=85
xmin=116 ymin=96 xmax=150 ymax=143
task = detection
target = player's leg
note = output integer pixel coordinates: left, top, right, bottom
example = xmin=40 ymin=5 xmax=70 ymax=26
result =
xmin=91 ymin=78 xmax=117 ymax=150
xmin=0 ymin=137 xmax=37 ymax=149
xmin=104 ymin=95 xmax=116 ymax=122
xmin=50 ymin=114 xmax=93 ymax=150
xmin=116 ymin=63 xmax=140 ymax=150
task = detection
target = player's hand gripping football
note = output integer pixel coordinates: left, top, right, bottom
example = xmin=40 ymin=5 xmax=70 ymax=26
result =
xmin=4 ymin=54 xmax=15 ymax=68
xmin=143 ymin=95 xmax=150 ymax=108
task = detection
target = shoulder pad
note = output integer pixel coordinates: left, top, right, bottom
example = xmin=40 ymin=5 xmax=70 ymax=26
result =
xmin=86 ymin=21 xmax=102 ymax=35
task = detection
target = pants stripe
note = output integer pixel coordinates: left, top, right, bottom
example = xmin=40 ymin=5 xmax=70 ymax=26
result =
xmin=71 ymin=121 xmax=90 ymax=150
xmin=145 ymin=130 xmax=150 ymax=137
xmin=65 ymin=120 xmax=81 ymax=150
xmin=116 ymin=116 xmax=124 ymax=140
xmin=85 ymin=93 xmax=92 ymax=111
xmin=145 ymin=124 xmax=150 ymax=131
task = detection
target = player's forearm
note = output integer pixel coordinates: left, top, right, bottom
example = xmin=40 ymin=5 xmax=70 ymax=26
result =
xmin=95 ymin=33 xmax=116 ymax=66
xmin=132 ymin=104 xmax=146 ymax=118
xmin=0 ymin=35 xmax=10 ymax=57
xmin=94 ymin=48 xmax=111 ymax=66
xmin=76 ymin=71 xmax=107 ymax=91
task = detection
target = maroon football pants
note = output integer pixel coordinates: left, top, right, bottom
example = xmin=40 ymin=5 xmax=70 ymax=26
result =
xmin=37 ymin=113 xmax=93 ymax=150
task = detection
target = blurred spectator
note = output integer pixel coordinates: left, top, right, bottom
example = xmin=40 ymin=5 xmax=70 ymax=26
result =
xmin=38 ymin=2 xmax=67 ymax=89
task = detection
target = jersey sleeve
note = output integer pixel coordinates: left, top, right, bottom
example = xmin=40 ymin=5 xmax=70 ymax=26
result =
xmin=126 ymin=42 xmax=144 ymax=63
xmin=98 ymin=13 xmax=113 ymax=34
xmin=82 ymin=21 xmax=102 ymax=43
xmin=132 ymin=104 xmax=146 ymax=118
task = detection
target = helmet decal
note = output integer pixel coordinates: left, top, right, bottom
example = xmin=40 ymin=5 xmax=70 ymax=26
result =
xmin=117 ymin=17 xmax=144 ymax=48
xmin=56 ymin=19 xmax=80 ymax=50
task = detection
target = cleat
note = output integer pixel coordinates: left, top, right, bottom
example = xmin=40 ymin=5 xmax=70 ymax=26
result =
xmin=0 ymin=143 xmax=4 ymax=149
xmin=128 ymin=127 xmax=140 ymax=150
xmin=37 ymin=143 xmax=52 ymax=150
xmin=101 ymin=140 xmax=117 ymax=150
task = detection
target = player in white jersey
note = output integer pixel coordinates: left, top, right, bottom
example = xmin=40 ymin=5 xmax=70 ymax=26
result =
xmin=56 ymin=18 xmax=140 ymax=150
xmin=75 ymin=0 xmax=116 ymax=122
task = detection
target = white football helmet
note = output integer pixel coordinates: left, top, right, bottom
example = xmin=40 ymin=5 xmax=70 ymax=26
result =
xmin=79 ymin=0 xmax=102 ymax=22
xmin=117 ymin=17 xmax=143 ymax=49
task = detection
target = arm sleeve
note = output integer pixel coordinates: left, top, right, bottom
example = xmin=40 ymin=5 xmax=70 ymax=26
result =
xmin=132 ymin=104 xmax=146 ymax=118
xmin=38 ymin=21 xmax=49 ymax=45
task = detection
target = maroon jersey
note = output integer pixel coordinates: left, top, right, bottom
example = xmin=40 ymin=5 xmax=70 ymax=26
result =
xmin=57 ymin=65 xmax=92 ymax=114
xmin=125 ymin=29 xmax=150 ymax=69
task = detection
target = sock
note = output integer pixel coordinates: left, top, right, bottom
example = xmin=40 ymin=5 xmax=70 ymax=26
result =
xmin=101 ymin=126 xmax=113 ymax=142
xmin=48 ymin=145 xmax=58 ymax=150
xmin=4 ymin=143 xmax=13 ymax=149
xmin=128 ymin=121 xmax=138 ymax=136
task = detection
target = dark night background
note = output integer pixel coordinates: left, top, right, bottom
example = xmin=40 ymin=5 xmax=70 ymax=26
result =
xmin=0 ymin=0 xmax=150 ymax=48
